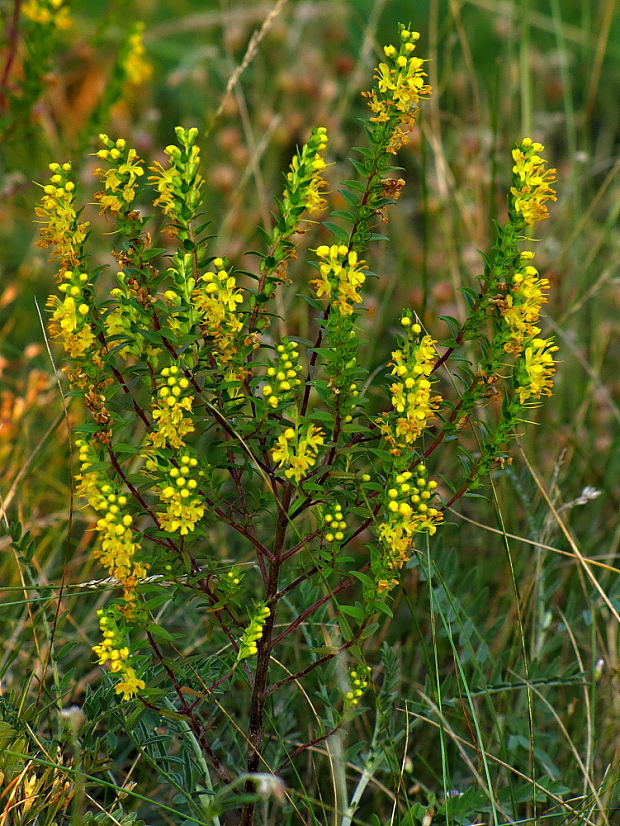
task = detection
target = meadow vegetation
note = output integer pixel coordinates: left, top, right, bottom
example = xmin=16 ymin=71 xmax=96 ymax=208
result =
xmin=1 ymin=1 xmax=619 ymax=825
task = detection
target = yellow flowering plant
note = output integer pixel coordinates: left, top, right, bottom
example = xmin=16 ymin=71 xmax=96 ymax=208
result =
xmin=35 ymin=22 xmax=559 ymax=825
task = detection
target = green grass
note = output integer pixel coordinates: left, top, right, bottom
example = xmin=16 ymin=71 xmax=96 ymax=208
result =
xmin=1 ymin=1 xmax=619 ymax=824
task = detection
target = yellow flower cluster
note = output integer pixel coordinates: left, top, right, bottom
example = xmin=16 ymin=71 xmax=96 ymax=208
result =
xmin=75 ymin=437 xmax=103 ymax=508
xmin=515 ymin=337 xmax=559 ymax=404
xmin=271 ymin=423 xmax=325 ymax=483
xmin=344 ymin=664 xmax=371 ymax=706
xmin=377 ymin=465 xmax=443 ymax=572
xmin=193 ymin=257 xmax=244 ymax=365
xmin=93 ymin=490 xmax=147 ymax=595
xmin=76 ymin=438 xmax=147 ymax=606
xmin=149 ymin=365 xmax=195 ymax=449
xmin=285 ymin=126 xmax=329 ymax=214
xmin=149 ymin=127 xmax=203 ymax=221
xmin=238 ymin=603 xmax=271 ymax=660
xmin=510 ymin=138 xmax=557 ymax=226
xmin=501 ymin=253 xmax=550 ymax=356
xmin=363 ymin=27 xmax=431 ymax=153
xmin=93 ymin=610 xmax=146 ymax=701
xmin=311 ymin=245 xmax=367 ymax=316
xmin=122 ymin=21 xmax=152 ymax=88
xmin=380 ymin=319 xmax=442 ymax=450
xmin=157 ymin=453 xmax=205 ymax=535
xmin=375 ymin=575 xmax=399 ymax=595
xmin=323 ymin=502 xmax=347 ymax=543
xmin=22 ymin=0 xmax=72 ymax=29
xmin=94 ymin=134 xmax=145 ymax=216
xmin=46 ymin=269 xmax=96 ymax=359
xmin=39 ymin=161 xmax=97 ymax=363
xmin=36 ymin=162 xmax=88 ymax=268
xmin=262 ymin=339 xmax=303 ymax=407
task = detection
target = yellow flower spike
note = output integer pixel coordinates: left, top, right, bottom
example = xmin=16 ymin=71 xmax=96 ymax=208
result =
xmin=272 ymin=423 xmax=325 ymax=483
xmin=311 ymin=245 xmax=368 ymax=315
xmin=23 ymin=0 xmax=72 ymax=29
xmin=150 ymin=365 xmax=195 ymax=449
xmin=147 ymin=448 xmax=205 ymax=536
xmin=238 ymin=603 xmax=271 ymax=660
xmin=379 ymin=326 xmax=441 ymax=450
xmin=263 ymin=339 xmax=303 ymax=407
xmin=377 ymin=463 xmax=443 ymax=575
xmin=501 ymin=262 xmax=551 ymax=357
xmin=193 ymin=258 xmax=244 ymax=366
xmin=362 ymin=28 xmax=431 ymax=152
xmin=510 ymin=138 xmax=557 ymax=226
xmin=283 ymin=127 xmax=330 ymax=216
xmin=93 ymin=609 xmax=145 ymax=699
xmin=516 ymin=336 xmax=559 ymax=404
xmin=123 ymin=21 xmax=152 ymax=88
xmin=344 ymin=664 xmax=371 ymax=707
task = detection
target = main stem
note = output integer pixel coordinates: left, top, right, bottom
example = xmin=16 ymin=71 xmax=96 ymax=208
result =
xmin=239 ymin=484 xmax=292 ymax=826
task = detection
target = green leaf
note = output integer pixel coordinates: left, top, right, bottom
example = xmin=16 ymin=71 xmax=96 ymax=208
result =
xmin=373 ymin=600 xmax=393 ymax=618
xmin=349 ymin=158 xmax=370 ymax=176
xmin=330 ymin=208 xmax=355 ymax=222
xmin=322 ymin=221 xmax=349 ymax=243
xmin=111 ymin=442 xmax=138 ymax=454
xmin=360 ymin=622 xmax=380 ymax=639
xmin=146 ymin=623 xmax=176 ymax=643
xmin=350 ymin=571 xmax=375 ymax=591
xmin=338 ymin=603 xmax=365 ymax=621
xmin=438 ymin=315 xmax=463 ymax=336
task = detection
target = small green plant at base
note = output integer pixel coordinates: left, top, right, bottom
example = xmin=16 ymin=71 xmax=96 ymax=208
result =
xmin=35 ymin=23 xmax=558 ymax=825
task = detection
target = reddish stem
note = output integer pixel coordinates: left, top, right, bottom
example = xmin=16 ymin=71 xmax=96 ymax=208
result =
xmin=0 ymin=0 xmax=22 ymax=112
